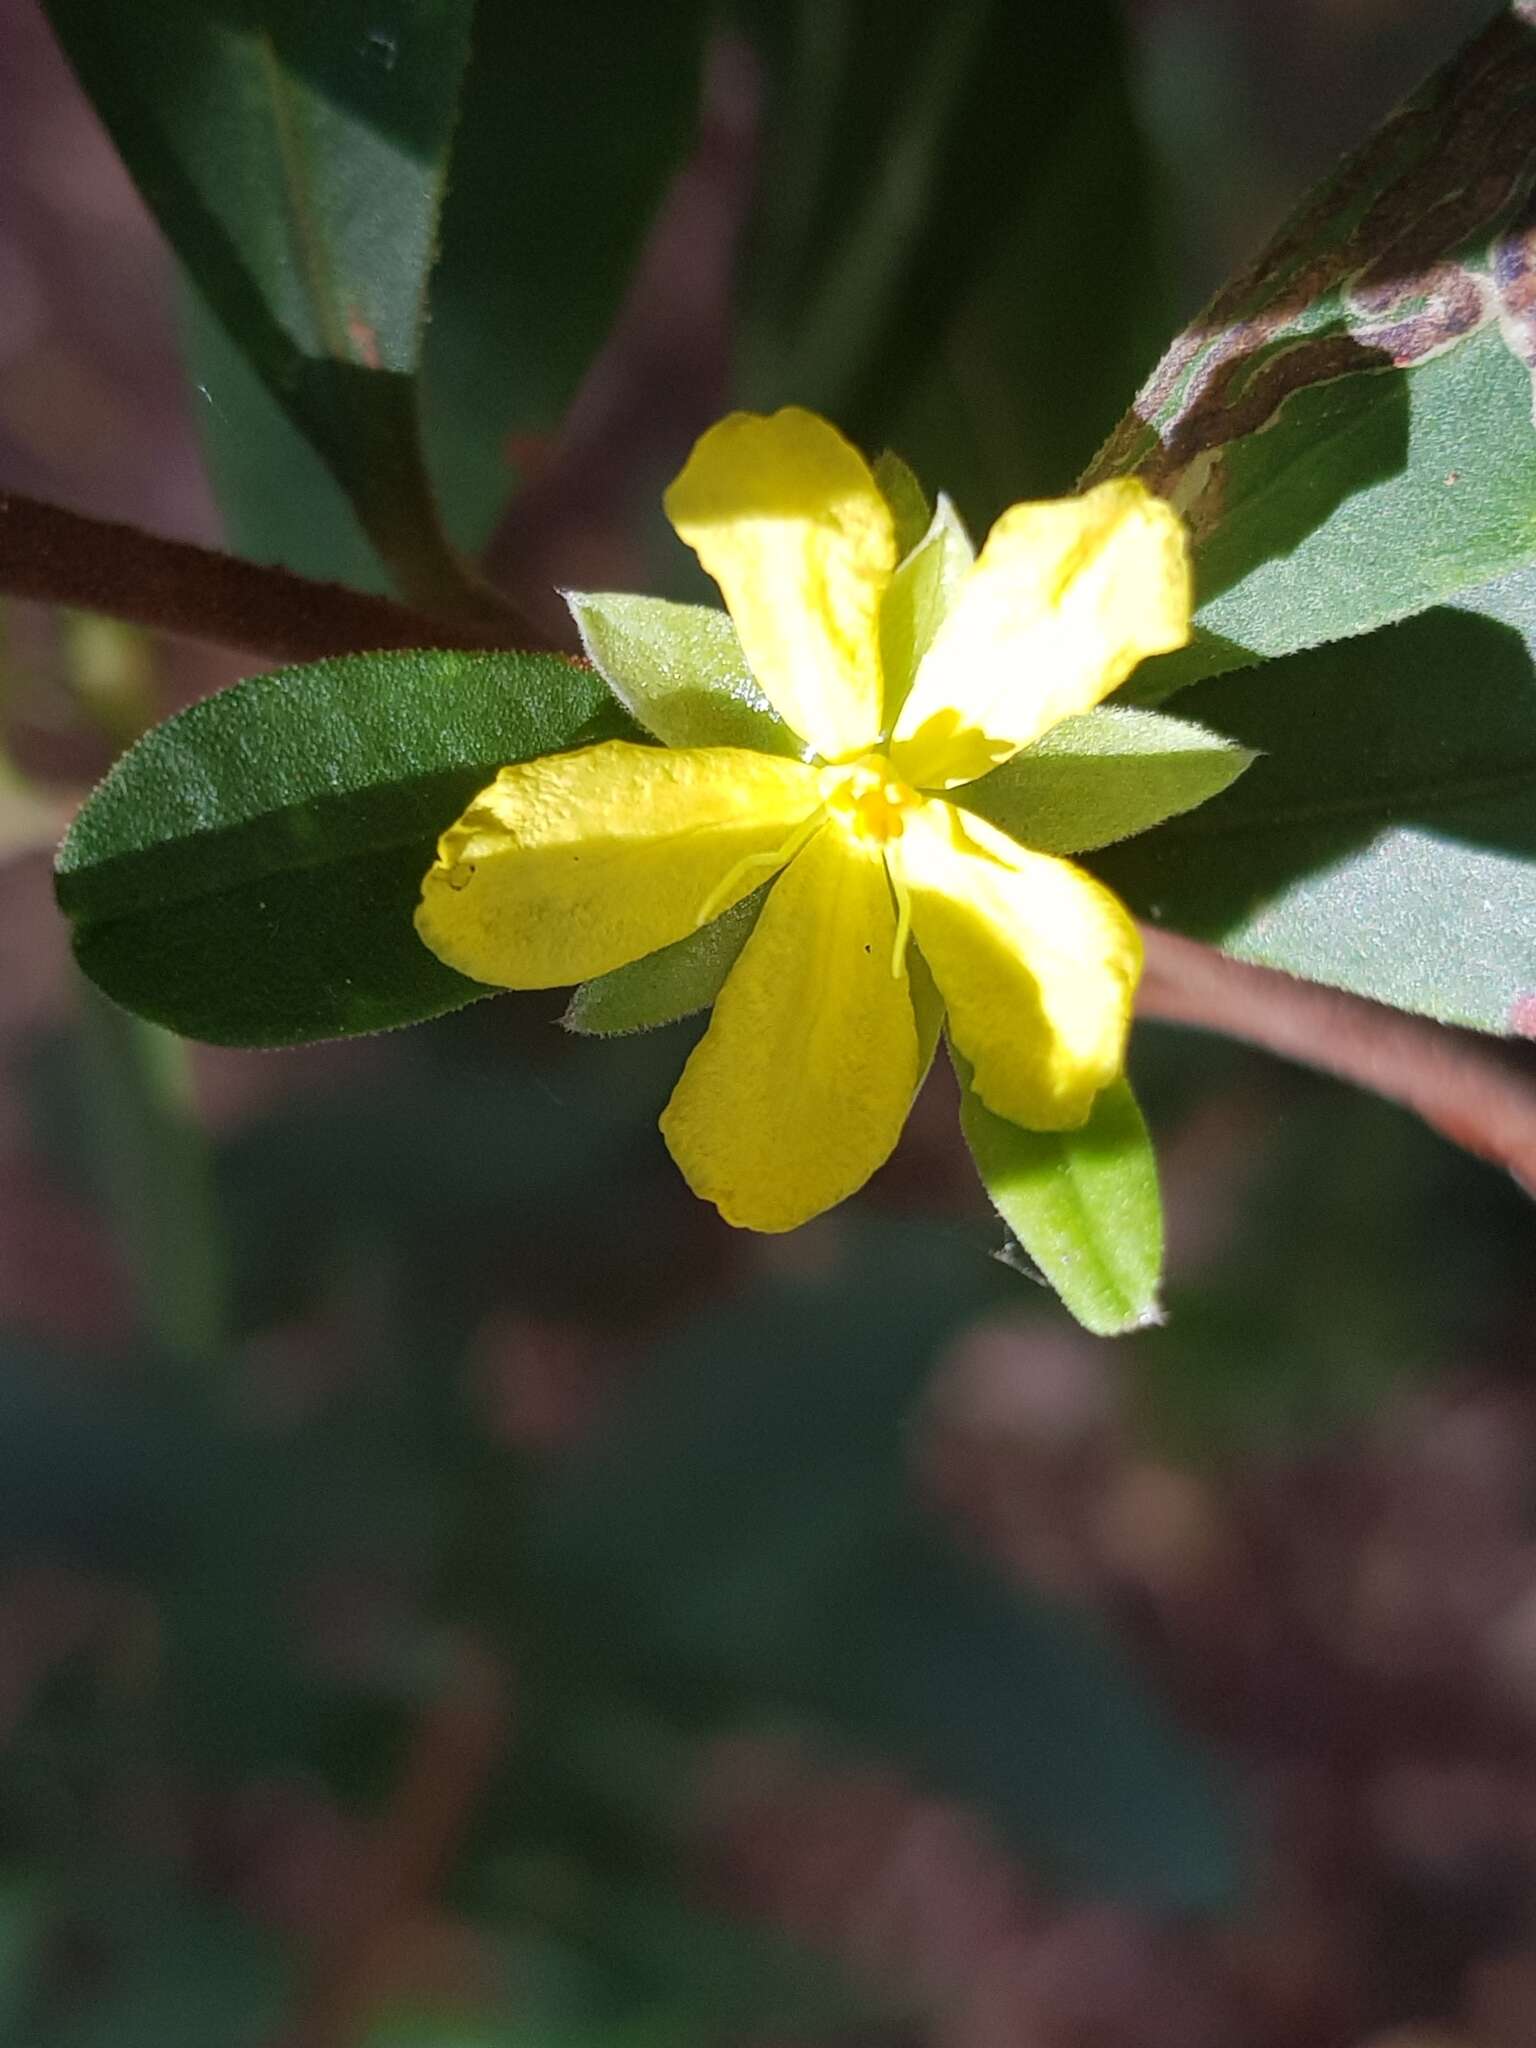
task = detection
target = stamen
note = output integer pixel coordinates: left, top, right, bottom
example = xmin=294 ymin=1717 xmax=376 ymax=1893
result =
xmin=694 ymin=810 xmax=823 ymax=927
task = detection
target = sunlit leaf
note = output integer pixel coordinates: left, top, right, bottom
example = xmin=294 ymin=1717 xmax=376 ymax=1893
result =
xmin=1092 ymin=5 xmax=1536 ymax=694
xmin=1095 ymin=567 xmax=1536 ymax=1034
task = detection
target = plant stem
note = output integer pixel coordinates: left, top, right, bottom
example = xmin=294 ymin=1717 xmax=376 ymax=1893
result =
xmin=1139 ymin=925 xmax=1536 ymax=1195
xmin=0 ymin=491 xmax=555 ymax=665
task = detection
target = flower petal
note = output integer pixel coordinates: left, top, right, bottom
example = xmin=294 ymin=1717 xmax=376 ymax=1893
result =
xmin=664 ymin=408 xmax=895 ymax=762
xmin=661 ymin=826 xmax=919 ymax=1232
xmin=889 ymin=478 xmax=1191 ymax=790
xmin=891 ymin=800 xmax=1141 ymax=1130
xmin=416 ymin=741 xmax=822 ymax=990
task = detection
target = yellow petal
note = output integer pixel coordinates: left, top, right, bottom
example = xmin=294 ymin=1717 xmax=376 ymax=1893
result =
xmin=889 ymin=478 xmax=1191 ymax=790
xmin=664 ymin=408 xmax=895 ymax=763
xmin=416 ymin=741 xmax=822 ymax=989
xmin=661 ymin=826 xmax=919 ymax=1232
xmin=890 ymin=800 xmax=1141 ymax=1130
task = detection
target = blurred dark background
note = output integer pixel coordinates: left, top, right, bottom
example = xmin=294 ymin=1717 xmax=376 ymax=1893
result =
xmin=3 ymin=2 xmax=1536 ymax=2044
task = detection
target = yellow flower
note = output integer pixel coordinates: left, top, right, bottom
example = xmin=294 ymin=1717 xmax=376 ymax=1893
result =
xmin=416 ymin=408 xmax=1191 ymax=1233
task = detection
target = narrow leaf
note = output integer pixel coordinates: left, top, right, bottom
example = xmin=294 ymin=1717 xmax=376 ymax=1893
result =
xmin=741 ymin=0 xmax=1138 ymax=499
xmin=43 ymin=0 xmax=485 ymax=614
xmin=1091 ymin=5 xmax=1536 ymax=694
xmin=55 ymin=651 xmax=629 ymax=1046
xmin=422 ymin=4 xmax=710 ymax=552
xmin=955 ymin=1053 xmax=1164 ymax=1336
xmin=958 ymin=705 xmax=1255 ymax=855
xmin=566 ymin=593 xmax=799 ymax=756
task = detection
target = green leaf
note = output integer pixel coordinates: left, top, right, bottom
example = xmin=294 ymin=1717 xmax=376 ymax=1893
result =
xmin=882 ymin=54 xmax=1176 ymax=522
xmin=879 ymin=497 xmax=975 ymax=729
xmin=180 ymin=280 xmax=388 ymax=591
xmin=955 ymin=1056 xmax=1164 ymax=1337
xmin=55 ymin=651 xmax=629 ymax=1046
xmin=42 ymin=0 xmax=487 ymax=615
xmin=421 ymin=4 xmax=710 ymax=554
xmin=958 ymin=705 xmax=1255 ymax=855
xmin=565 ymin=886 xmax=768 ymax=1037
xmin=1091 ymin=7 xmax=1536 ymax=696
xmin=741 ymin=2 xmax=1146 ymax=512
xmin=565 ymin=593 xmax=799 ymax=755
xmin=1093 ymin=569 xmax=1536 ymax=1035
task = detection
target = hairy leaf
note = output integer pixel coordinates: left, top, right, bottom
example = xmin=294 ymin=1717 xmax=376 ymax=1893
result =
xmin=55 ymin=652 xmax=630 ymax=1045
xmin=1092 ymin=6 xmax=1536 ymax=694
xmin=1094 ymin=568 xmax=1536 ymax=1034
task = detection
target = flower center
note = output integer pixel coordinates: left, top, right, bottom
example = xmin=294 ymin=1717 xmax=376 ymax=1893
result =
xmin=819 ymin=754 xmax=919 ymax=845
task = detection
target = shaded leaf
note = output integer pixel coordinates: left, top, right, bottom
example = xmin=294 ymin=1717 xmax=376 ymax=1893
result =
xmin=422 ymin=4 xmax=710 ymax=554
xmin=1094 ymin=568 xmax=1536 ymax=1034
xmin=1092 ymin=6 xmax=1536 ymax=695
xmin=884 ymin=56 xmax=1175 ymax=523
xmin=959 ymin=705 xmax=1255 ymax=856
xmin=741 ymin=0 xmax=1146 ymax=520
xmin=180 ymin=281 xmax=388 ymax=590
xmin=955 ymin=1054 xmax=1164 ymax=1337
xmin=43 ymin=0 xmax=485 ymax=613
xmin=55 ymin=652 xmax=631 ymax=1045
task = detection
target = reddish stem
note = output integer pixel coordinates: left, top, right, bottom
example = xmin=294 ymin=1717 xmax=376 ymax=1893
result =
xmin=1139 ymin=925 xmax=1536 ymax=1195
xmin=0 ymin=491 xmax=554 ymax=664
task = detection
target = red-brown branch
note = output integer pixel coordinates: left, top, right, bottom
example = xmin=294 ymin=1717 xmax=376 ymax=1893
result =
xmin=1139 ymin=925 xmax=1536 ymax=1195
xmin=0 ymin=491 xmax=554 ymax=664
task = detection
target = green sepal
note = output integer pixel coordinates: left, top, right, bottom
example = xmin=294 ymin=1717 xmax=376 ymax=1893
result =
xmin=909 ymin=942 xmax=946 ymax=1090
xmin=879 ymin=496 xmax=975 ymax=731
xmin=958 ymin=706 xmax=1255 ymax=856
xmin=872 ymin=448 xmax=932 ymax=557
xmin=564 ymin=886 xmax=769 ymax=1037
xmin=953 ymin=1045 xmax=1163 ymax=1337
xmin=565 ymin=591 xmax=800 ymax=756
xmin=55 ymin=650 xmax=633 ymax=1047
